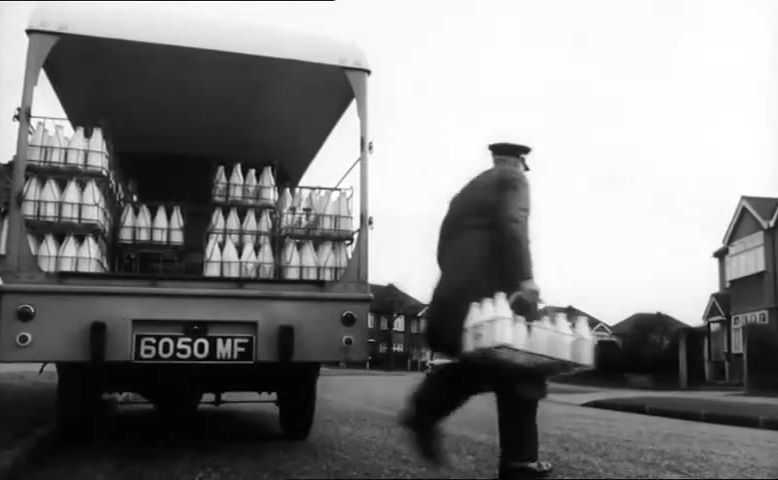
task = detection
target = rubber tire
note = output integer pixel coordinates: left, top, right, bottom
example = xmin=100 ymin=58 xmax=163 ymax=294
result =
xmin=56 ymin=364 xmax=102 ymax=442
xmin=277 ymin=375 xmax=317 ymax=440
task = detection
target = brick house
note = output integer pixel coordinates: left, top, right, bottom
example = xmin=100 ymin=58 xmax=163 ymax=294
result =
xmin=702 ymin=196 xmax=778 ymax=385
xmin=366 ymin=283 xmax=430 ymax=371
xmin=611 ymin=312 xmax=687 ymax=348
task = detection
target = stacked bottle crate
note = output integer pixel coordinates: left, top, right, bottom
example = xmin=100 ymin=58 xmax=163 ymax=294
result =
xmin=205 ymin=163 xmax=356 ymax=282
xmin=206 ymin=164 xmax=278 ymax=279
xmin=22 ymin=117 xmax=121 ymax=274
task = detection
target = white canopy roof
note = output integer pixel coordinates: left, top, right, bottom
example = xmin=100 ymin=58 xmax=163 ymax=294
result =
xmin=28 ymin=3 xmax=370 ymax=73
xmin=26 ymin=3 xmax=369 ymax=185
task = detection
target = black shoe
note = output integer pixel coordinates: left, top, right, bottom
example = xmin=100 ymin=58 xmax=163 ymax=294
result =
xmin=498 ymin=460 xmax=553 ymax=479
xmin=398 ymin=410 xmax=445 ymax=466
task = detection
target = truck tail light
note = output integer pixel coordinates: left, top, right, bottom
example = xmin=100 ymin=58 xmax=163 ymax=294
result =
xmin=341 ymin=311 xmax=357 ymax=327
xmin=16 ymin=304 xmax=36 ymax=322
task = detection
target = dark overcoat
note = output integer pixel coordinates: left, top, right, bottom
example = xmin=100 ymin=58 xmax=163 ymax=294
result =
xmin=425 ymin=164 xmax=533 ymax=356
xmin=424 ymin=164 xmax=547 ymax=398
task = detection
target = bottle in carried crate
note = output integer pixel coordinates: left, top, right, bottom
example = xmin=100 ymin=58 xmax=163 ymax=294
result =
xmin=552 ymin=312 xmax=575 ymax=362
xmin=572 ymin=316 xmax=595 ymax=366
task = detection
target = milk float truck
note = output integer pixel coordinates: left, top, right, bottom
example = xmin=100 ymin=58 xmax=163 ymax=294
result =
xmin=0 ymin=3 xmax=371 ymax=440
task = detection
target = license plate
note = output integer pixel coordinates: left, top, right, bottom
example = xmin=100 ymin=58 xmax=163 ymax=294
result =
xmin=132 ymin=334 xmax=255 ymax=363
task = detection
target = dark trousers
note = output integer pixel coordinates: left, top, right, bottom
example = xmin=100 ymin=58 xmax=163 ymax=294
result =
xmin=410 ymin=360 xmax=542 ymax=464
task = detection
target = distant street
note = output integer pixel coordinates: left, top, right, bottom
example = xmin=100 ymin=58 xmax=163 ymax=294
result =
xmin=20 ymin=372 xmax=778 ymax=479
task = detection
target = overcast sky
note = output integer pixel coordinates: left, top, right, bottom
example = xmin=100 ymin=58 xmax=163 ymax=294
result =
xmin=2 ymin=1 xmax=777 ymax=326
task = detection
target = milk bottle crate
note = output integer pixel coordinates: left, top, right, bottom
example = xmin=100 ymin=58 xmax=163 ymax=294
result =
xmin=461 ymin=334 xmax=594 ymax=378
xmin=30 ymin=232 xmax=110 ymax=274
xmin=210 ymin=183 xmax=279 ymax=209
xmin=36 ymin=253 xmax=109 ymax=274
xmin=211 ymin=163 xmax=279 ymax=209
xmin=277 ymin=186 xmax=356 ymax=242
xmin=206 ymin=206 xmax=277 ymax=249
xmin=460 ymin=297 xmax=596 ymax=377
xmin=118 ymin=201 xmax=186 ymax=247
xmin=25 ymin=116 xmax=117 ymax=179
xmin=204 ymin=259 xmax=278 ymax=281
xmin=22 ymin=179 xmax=117 ymax=239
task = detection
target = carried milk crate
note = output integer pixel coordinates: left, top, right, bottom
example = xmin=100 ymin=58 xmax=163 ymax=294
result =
xmin=460 ymin=292 xmax=596 ymax=377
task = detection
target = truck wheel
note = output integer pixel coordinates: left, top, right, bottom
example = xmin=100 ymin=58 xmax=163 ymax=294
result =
xmin=277 ymin=375 xmax=317 ymax=440
xmin=56 ymin=364 xmax=101 ymax=441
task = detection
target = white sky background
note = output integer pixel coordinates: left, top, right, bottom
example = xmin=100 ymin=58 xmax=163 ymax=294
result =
xmin=1 ymin=1 xmax=777 ymax=326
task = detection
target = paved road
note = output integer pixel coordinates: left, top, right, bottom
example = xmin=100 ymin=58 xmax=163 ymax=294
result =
xmin=21 ymin=373 xmax=778 ymax=479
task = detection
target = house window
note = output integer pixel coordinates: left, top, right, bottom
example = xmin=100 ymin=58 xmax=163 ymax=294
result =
xmin=379 ymin=343 xmax=388 ymax=353
xmin=726 ymin=232 xmax=766 ymax=282
xmin=410 ymin=318 xmax=419 ymax=334
xmin=393 ymin=315 xmax=405 ymax=332
xmin=420 ymin=318 xmax=428 ymax=332
xmin=392 ymin=343 xmax=404 ymax=353
xmin=731 ymin=315 xmax=744 ymax=354
xmin=367 ymin=313 xmax=375 ymax=329
xmin=380 ymin=315 xmax=388 ymax=330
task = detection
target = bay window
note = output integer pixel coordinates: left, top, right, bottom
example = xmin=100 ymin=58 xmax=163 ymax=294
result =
xmin=731 ymin=310 xmax=769 ymax=355
xmin=725 ymin=232 xmax=766 ymax=282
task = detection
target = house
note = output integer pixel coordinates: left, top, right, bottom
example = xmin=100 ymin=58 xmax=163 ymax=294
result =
xmin=366 ymin=283 xmax=431 ymax=371
xmin=540 ymin=304 xmax=616 ymax=343
xmin=611 ymin=312 xmax=687 ymax=347
xmin=702 ymin=196 xmax=778 ymax=385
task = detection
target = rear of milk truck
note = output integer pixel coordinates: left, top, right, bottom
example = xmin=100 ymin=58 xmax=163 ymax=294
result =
xmin=0 ymin=4 xmax=372 ymax=439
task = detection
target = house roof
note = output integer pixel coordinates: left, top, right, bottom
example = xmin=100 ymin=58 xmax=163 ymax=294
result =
xmin=721 ymin=196 xmax=778 ymax=246
xmin=611 ymin=312 xmax=687 ymax=336
xmin=743 ymin=196 xmax=778 ymax=225
xmin=540 ymin=304 xmax=612 ymax=334
xmin=369 ymin=283 xmax=426 ymax=317
xmin=703 ymin=292 xmax=730 ymax=321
